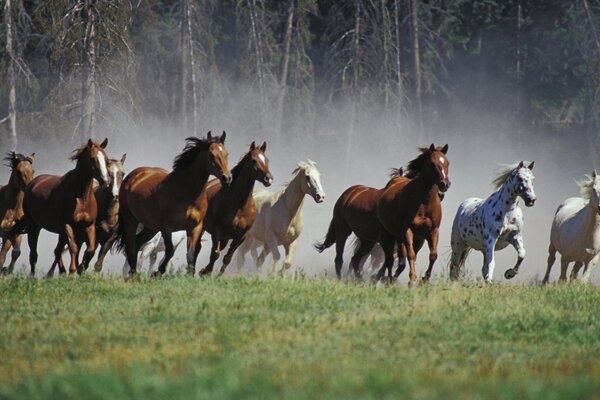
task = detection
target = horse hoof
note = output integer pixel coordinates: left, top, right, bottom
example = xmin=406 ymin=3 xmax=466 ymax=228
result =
xmin=504 ymin=269 xmax=517 ymax=280
xmin=0 ymin=267 xmax=8 ymax=276
xmin=150 ymin=271 xmax=161 ymax=278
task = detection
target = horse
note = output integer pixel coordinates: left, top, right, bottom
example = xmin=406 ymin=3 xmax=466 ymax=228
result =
xmin=375 ymin=145 xmax=450 ymax=285
xmin=235 ymin=160 xmax=325 ymax=274
xmin=45 ymin=153 xmax=127 ymax=277
xmin=117 ymin=131 xmax=232 ymax=276
xmin=449 ymin=161 xmax=536 ymax=283
xmin=543 ymin=171 xmax=600 ymax=283
xmin=123 ymin=230 xmax=187 ymax=276
xmin=316 ymin=145 xmax=449 ymax=284
xmin=0 ymin=152 xmax=35 ymax=274
xmin=198 ymin=141 xmax=273 ymax=277
xmin=23 ymin=139 xmax=110 ymax=276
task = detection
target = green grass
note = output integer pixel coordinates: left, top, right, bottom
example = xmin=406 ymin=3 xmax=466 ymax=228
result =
xmin=1 ymin=275 xmax=600 ymax=399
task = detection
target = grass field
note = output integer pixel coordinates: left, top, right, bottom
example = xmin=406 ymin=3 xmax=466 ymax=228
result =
xmin=1 ymin=275 xmax=600 ymax=399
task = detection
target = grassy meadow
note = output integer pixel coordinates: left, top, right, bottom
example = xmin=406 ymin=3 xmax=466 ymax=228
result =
xmin=1 ymin=275 xmax=600 ymax=399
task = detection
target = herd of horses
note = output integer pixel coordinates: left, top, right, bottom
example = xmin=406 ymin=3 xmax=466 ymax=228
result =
xmin=0 ymin=132 xmax=598 ymax=285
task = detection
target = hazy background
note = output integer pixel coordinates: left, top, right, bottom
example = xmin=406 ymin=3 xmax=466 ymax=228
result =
xmin=1 ymin=0 xmax=599 ymax=283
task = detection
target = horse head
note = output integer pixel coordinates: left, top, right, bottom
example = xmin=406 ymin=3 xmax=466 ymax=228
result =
xmin=107 ymin=153 xmax=126 ymax=198
xmin=6 ymin=152 xmax=35 ymax=190
xmin=249 ymin=141 xmax=273 ymax=187
xmin=207 ymin=131 xmax=232 ymax=186
xmin=586 ymin=170 xmax=600 ymax=214
xmin=296 ymin=160 xmax=325 ymax=203
xmin=425 ymin=144 xmax=451 ymax=193
xmin=514 ymin=161 xmax=536 ymax=207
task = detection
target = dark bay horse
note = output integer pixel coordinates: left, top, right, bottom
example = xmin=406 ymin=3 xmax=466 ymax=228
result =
xmin=45 ymin=154 xmax=126 ymax=276
xmin=0 ymin=152 xmax=35 ymax=274
xmin=376 ymin=145 xmax=450 ymax=285
xmin=23 ymin=139 xmax=110 ymax=276
xmin=117 ymin=131 xmax=232 ymax=276
xmin=198 ymin=141 xmax=273 ymax=277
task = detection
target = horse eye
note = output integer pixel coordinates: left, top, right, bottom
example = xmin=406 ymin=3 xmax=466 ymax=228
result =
xmin=518 ymin=184 xmax=524 ymax=192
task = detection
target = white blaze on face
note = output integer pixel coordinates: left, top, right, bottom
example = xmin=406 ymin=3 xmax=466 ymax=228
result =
xmin=217 ymin=145 xmax=224 ymax=153
xmin=109 ymin=164 xmax=119 ymax=197
xmin=310 ymin=169 xmax=325 ymax=197
xmin=258 ymin=153 xmax=266 ymax=166
xmin=97 ymin=151 xmax=109 ymax=184
xmin=439 ymin=157 xmax=447 ymax=179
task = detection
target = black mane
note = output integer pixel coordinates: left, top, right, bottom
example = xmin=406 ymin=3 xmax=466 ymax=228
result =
xmin=403 ymin=147 xmax=431 ymax=178
xmin=172 ymin=136 xmax=217 ymax=172
xmin=4 ymin=152 xmax=29 ymax=169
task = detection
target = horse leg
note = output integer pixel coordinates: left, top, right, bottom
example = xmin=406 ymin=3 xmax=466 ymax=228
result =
xmin=581 ymin=254 xmax=600 ymax=283
xmin=558 ymin=255 xmax=570 ymax=283
xmin=421 ymin=231 xmax=437 ymax=282
xmin=334 ymin=227 xmax=351 ymax=280
xmin=570 ymin=262 xmax=583 ymax=281
xmin=504 ymin=233 xmax=525 ymax=280
xmin=27 ymin=226 xmax=41 ymax=277
xmin=94 ymin=233 xmax=116 ymax=273
xmin=79 ymin=223 xmax=97 ymax=273
xmin=393 ymin=243 xmax=407 ymax=280
xmin=404 ymin=229 xmax=418 ymax=286
xmin=155 ymin=230 xmax=174 ymax=276
xmin=282 ymin=240 xmax=297 ymax=272
xmin=185 ymin=226 xmax=203 ymax=276
xmin=374 ymin=233 xmax=395 ymax=283
xmin=542 ymin=243 xmax=557 ymax=284
xmin=350 ymin=239 xmax=375 ymax=281
xmin=64 ymin=224 xmax=79 ymax=275
xmin=200 ymin=234 xmax=223 ymax=276
xmin=0 ymin=236 xmax=13 ymax=274
xmin=219 ymin=237 xmax=246 ymax=276
xmin=47 ymin=235 xmax=67 ymax=278
xmin=482 ymin=241 xmax=497 ymax=284
xmin=7 ymin=234 xmax=23 ymax=274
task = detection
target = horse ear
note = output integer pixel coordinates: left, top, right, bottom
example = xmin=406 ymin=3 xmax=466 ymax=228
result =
xmin=527 ymin=161 xmax=534 ymax=170
xmin=250 ymin=141 xmax=256 ymax=150
xmin=88 ymin=138 xmax=94 ymax=147
xmin=429 ymin=143 xmax=435 ymax=153
xmin=120 ymin=153 xmax=127 ymax=164
xmin=28 ymin=153 xmax=35 ymax=162
xmin=219 ymin=131 xmax=226 ymax=143
xmin=518 ymin=161 xmax=524 ymax=168
xmin=100 ymin=138 xmax=108 ymax=149
xmin=206 ymin=131 xmax=213 ymax=141
xmin=593 ymin=170 xmax=597 ymax=178
xmin=260 ymin=141 xmax=267 ymax=153
xmin=442 ymin=144 xmax=448 ymax=154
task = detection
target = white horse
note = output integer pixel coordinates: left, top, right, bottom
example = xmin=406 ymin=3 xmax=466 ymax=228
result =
xmin=449 ymin=161 xmax=536 ymax=283
xmin=543 ymin=171 xmax=600 ymax=284
xmin=234 ymin=160 xmax=325 ymax=273
xmin=122 ymin=230 xmax=186 ymax=276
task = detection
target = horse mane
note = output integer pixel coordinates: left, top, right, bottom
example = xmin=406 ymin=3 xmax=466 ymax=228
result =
xmin=230 ymin=149 xmax=254 ymax=178
xmin=292 ymin=159 xmax=318 ymax=177
xmin=404 ymin=147 xmax=432 ymax=178
xmin=577 ymin=175 xmax=597 ymax=199
xmin=389 ymin=167 xmax=404 ymax=179
xmin=491 ymin=163 xmax=524 ymax=189
xmin=172 ymin=136 xmax=215 ymax=172
xmin=3 ymin=152 xmax=28 ymax=169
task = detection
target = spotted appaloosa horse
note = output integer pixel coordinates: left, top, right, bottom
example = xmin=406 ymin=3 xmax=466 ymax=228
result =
xmin=449 ymin=161 xmax=536 ymax=283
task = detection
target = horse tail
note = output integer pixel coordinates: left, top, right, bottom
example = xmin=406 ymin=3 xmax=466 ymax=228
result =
xmin=112 ymin=208 xmax=127 ymax=254
xmin=315 ymin=218 xmax=336 ymax=253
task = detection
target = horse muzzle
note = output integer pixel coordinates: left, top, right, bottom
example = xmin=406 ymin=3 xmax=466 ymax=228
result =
xmin=438 ymin=180 xmax=450 ymax=193
xmin=525 ymin=197 xmax=536 ymax=207
xmin=313 ymin=192 xmax=325 ymax=204
xmin=220 ymin=173 xmax=233 ymax=186
xmin=263 ymin=174 xmax=273 ymax=187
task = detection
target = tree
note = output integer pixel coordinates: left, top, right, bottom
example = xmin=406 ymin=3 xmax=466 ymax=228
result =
xmin=4 ymin=0 xmax=18 ymax=149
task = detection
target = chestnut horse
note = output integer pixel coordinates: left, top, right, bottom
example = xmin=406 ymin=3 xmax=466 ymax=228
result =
xmin=375 ymin=145 xmax=450 ymax=284
xmin=316 ymin=145 xmax=449 ymax=284
xmin=23 ymin=139 xmax=110 ymax=276
xmin=0 ymin=152 xmax=35 ymax=274
xmin=198 ymin=141 xmax=273 ymax=276
xmin=117 ymin=131 xmax=232 ymax=276
xmin=45 ymin=154 xmax=126 ymax=276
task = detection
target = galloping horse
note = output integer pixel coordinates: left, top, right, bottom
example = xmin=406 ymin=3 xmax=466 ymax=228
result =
xmin=125 ymin=231 xmax=187 ymax=275
xmin=236 ymin=160 xmax=325 ymax=273
xmin=0 ymin=152 xmax=35 ymax=274
xmin=46 ymin=154 xmax=127 ymax=277
xmin=375 ymin=145 xmax=450 ymax=285
xmin=543 ymin=171 xmax=600 ymax=283
xmin=449 ymin=161 xmax=536 ymax=283
xmin=23 ymin=139 xmax=109 ymax=275
xmin=198 ymin=141 xmax=273 ymax=276
xmin=117 ymin=131 xmax=232 ymax=276
xmin=316 ymin=145 xmax=449 ymax=284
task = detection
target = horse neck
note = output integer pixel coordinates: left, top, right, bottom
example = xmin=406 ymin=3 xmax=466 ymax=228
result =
xmin=492 ymin=179 xmax=520 ymax=214
xmin=3 ymin=172 xmax=24 ymax=209
xmin=229 ymin=158 xmax=257 ymax=207
xmin=582 ymin=197 xmax=600 ymax=235
xmin=170 ymin=155 xmax=211 ymax=198
xmin=402 ymin=171 xmax=438 ymax=206
xmin=281 ymin=173 xmax=306 ymax=219
xmin=71 ymin=157 xmax=96 ymax=197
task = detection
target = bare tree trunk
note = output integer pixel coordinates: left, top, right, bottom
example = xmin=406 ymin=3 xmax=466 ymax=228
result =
xmin=181 ymin=0 xmax=190 ymax=135
xmin=410 ymin=0 xmax=423 ymax=135
xmin=5 ymin=0 xmax=18 ymax=150
xmin=81 ymin=0 xmax=97 ymax=140
xmin=394 ymin=0 xmax=405 ymax=137
xmin=186 ymin=0 xmax=198 ymax=136
xmin=515 ymin=0 xmax=523 ymax=148
xmin=582 ymin=0 xmax=600 ymax=165
xmin=346 ymin=0 xmax=361 ymax=173
xmin=381 ymin=0 xmax=390 ymax=110
xmin=275 ymin=0 xmax=295 ymax=146
xmin=248 ymin=0 xmax=265 ymax=107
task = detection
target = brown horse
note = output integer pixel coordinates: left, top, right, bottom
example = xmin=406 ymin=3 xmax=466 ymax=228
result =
xmin=46 ymin=154 xmax=127 ymax=277
xmin=375 ymin=144 xmax=450 ymax=285
xmin=198 ymin=141 xmax=273 ymax=277
xmin=117 ymin=131 xmax=232 ymax=276
xmin=0 ymin=152 xmax=35 ymax=274
xmin=23 ymin=139 xmax=110 ymax=276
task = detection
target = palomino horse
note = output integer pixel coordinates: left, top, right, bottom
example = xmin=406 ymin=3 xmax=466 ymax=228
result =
xmin=543 ymin=171 xmax=600 ymax=283
xmin=23 ymin=139 xmax=110 ymax=275
xmin=0 ymin=152 xmax=35 ymax=274
xmin=117 ymin=131 xmax=232 ymax=276
xmin=316 ymin=145 xmax=449 ymax=284
xmin=198 ymin=141 xmax=273 ymax=277
xmin=46 ymin=154 xmax=127 ymax=276
xmin=449 ymin=161 xmax=536 ymax=283
xmin=236 ymin=160 xmax=325 ymax=273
